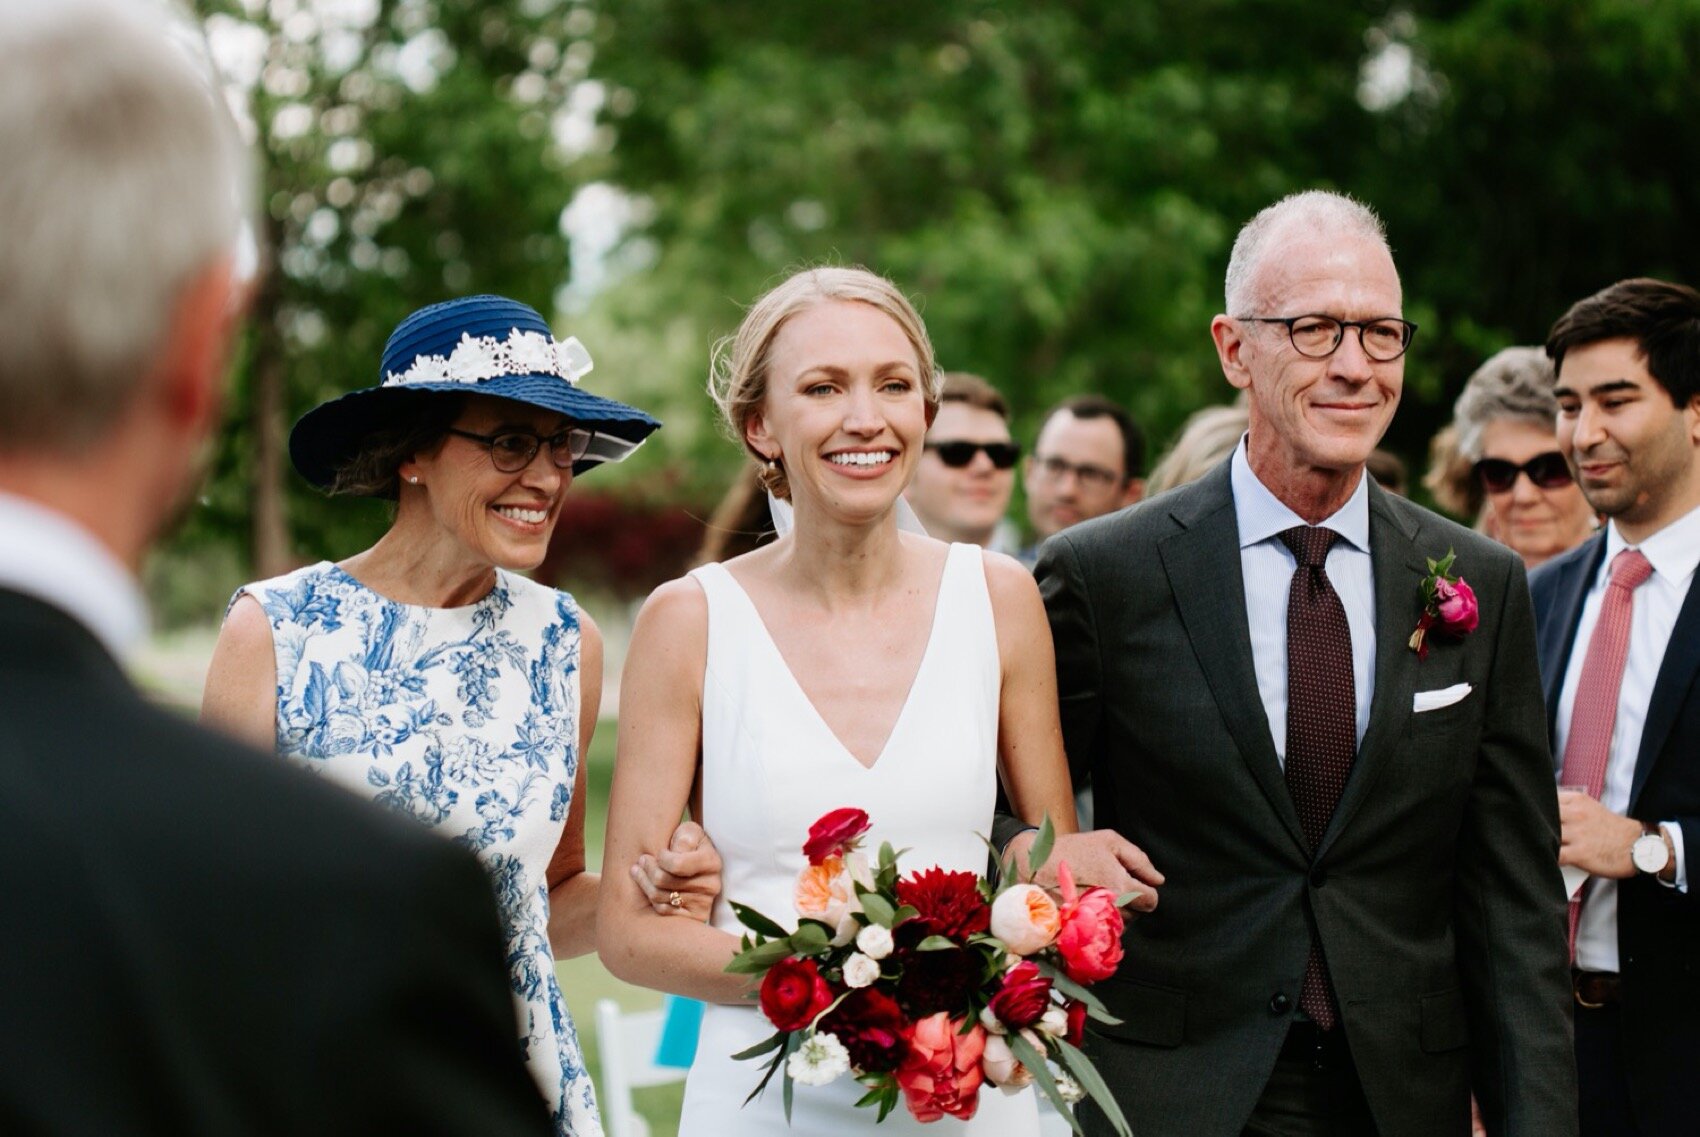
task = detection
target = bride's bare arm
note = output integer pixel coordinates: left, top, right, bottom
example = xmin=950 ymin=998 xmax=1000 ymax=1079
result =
xmin=985 ymin=552 xmax=1164 ymax=909
xmin=985 ymin=552 xmax=1078 ymax=834
xmin=598 ymin=578 xmax=753 ymax=1004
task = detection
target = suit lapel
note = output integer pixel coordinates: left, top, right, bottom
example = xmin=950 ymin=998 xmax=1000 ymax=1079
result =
xmin=1631 ymin=571 xmax=1700 ymax=808
xmin=1540 ymin=535 xmax=1606 ymax=751
xmin=1157 ymin=464 xmax=1308 ymax=854
xmin=1314 ymin=486 xmax=1427 ymax=860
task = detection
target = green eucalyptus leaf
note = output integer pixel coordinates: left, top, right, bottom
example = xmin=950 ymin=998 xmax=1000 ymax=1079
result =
xmin=1027 ymin=815 xmax=1056 ymax=878
xmin=1055 ymin=1038 xmax=1133 ymax=1137
xmin=730 ymin=901 xmax=790 ymax=940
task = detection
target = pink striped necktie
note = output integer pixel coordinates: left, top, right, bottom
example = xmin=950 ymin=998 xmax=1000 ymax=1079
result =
xmin=1559 ymin=547 xmax=1654 ymax=959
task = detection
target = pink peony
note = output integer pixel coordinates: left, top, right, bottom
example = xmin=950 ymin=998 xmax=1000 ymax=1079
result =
xmin=1054 ymin=861 xmax=1125 ymax=984
xmin=895 ymin=1013 xmax=986 ymax=1123
xmin=1433 ymin=576 xmax=1479 ymax=635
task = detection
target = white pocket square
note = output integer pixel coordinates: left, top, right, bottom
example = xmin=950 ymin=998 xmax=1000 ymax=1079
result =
xmin=1413 ymin=683 xmax=1472 ymax=713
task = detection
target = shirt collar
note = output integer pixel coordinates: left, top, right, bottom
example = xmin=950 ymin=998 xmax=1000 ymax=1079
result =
xmin=1603 ymin=501 xmax=1700 ymax=588
xmin=1230 ymin=435 xmax=1371 ymax=553
xmin=0 ymin=491 xmax=147 ymax=660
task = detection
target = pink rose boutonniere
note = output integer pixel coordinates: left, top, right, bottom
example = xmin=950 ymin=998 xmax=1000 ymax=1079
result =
xmin=1408 ymin=548 xmax=1479 ymax=660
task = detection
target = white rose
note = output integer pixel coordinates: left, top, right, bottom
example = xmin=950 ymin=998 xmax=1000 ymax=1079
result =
xmin=855 ymin=923 xmax=894 ymax=961
xmin=981 ymin=1034 xmax=1033 ymax=1088
xmin=1036 ymin=1005 xmax=1069 ymax=1038
xmin=842 ymin=952 xmax=880 ymax=989
xmin=978 ymin=1005 xmax=1007 ymax=1036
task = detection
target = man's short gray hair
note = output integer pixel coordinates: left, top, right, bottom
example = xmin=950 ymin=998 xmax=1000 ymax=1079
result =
xmin=1451 ymin=347 xmax=1560 ymax=462
xmin=1224 ymin=190 xmax=1390 ymax=316
xmin=0 ymin=0 xmax=249 ymax=452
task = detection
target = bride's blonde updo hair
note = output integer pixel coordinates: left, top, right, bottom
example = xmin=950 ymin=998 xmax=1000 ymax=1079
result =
xmin=708 ymin=266 xmax=942 ymax=501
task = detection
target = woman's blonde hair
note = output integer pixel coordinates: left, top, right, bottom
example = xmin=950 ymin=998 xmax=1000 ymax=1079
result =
xmin=708 ymin=266 xmax=942 ymax=500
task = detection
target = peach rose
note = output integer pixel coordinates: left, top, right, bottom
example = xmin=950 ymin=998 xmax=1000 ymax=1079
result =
xmin=895 ymin=1013 xmax=986 ymax=1122
xmin=980 ymin=1033 xmax=1035 ymax=1089
xmin=794 ymin=854 xmax=859 ymax=929
xmin=989 ymin=883 xmax=1061 ymax=955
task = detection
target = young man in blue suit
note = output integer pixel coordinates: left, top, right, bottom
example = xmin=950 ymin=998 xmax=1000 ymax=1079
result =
xmin=1533 ymin=278 xmax=1700 ymax=1136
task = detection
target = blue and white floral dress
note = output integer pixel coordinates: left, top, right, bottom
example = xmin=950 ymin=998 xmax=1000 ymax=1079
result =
xmin=236 ymin=562 xmax=600 ymax=1136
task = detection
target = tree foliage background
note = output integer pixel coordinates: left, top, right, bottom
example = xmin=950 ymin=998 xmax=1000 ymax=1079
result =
xmin=164 ymin=0 xmax=1700 ymax=623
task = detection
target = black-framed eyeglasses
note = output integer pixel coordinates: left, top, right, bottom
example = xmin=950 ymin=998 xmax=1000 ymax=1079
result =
xmin=446 ymin=426 xmax=595 ymax=473
xmin=1473 ymin=451 xmax=1573 ymax=494
xmin=1237 ymin=314 xmax=1418 ymax=362
xmin=1031 ymin=454 xmax=1121 ymax=492
xmin=925 ymin=440 xmax=1022 ymax=469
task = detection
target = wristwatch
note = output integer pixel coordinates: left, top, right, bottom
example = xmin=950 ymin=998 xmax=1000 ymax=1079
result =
xmin=1631 ymin=824 xmax=1673 ymax=877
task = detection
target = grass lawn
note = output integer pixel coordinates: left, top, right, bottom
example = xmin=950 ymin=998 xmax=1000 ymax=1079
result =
xmin=558 ymin=721 xmax=687 ymax=1137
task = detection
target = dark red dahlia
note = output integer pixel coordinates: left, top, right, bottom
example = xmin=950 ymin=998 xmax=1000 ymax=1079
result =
xmin=894 ymin=944 xmax=982 ymax=1019
xmin=819 ymin=987 xmax=910 ymax=1073
xmin=895 ymin=867 xmax=990 ymax=943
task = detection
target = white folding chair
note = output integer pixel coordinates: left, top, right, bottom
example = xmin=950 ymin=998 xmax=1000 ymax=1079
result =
xmin=595 ymin=998 xmax=687 ymax=1137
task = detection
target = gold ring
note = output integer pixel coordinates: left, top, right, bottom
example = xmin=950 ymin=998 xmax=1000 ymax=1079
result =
xmin=668 ymin=891 xmax=682 ymax=909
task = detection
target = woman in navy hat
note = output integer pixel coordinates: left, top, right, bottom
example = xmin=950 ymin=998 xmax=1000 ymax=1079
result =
xmin=203 ymin=295 xmax=680 ymax=1135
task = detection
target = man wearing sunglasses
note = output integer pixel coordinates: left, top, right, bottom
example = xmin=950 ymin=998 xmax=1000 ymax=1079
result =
xmin=1531 ymin=278 xmax=1700 ymax=1137
xmin=903 ymin=371 xmax=1021 ymax=550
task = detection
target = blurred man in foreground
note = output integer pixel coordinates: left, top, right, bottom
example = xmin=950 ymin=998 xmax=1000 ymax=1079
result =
xmin=0 ymin=2 xmax=551 ymax=1131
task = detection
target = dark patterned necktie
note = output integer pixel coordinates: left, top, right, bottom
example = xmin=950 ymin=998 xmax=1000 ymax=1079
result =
xmin=1278 ymin=525 xmax=1356 ymax=1030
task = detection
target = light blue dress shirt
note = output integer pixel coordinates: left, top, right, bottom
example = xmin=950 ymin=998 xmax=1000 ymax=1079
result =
xmin=1230 ymin=438 xmax=1376 ymax=767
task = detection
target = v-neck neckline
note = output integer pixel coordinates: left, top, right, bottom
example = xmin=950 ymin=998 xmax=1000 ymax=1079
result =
xmin=710 ymin=547 xmax=958 ymax=772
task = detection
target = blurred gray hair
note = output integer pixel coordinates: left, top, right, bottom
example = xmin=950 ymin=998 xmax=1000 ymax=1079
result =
xmin=0 ymin=0 xmax=249 ymax=452
xmin=1451 ymin=346 xmax=1560 ymax=461
xmin=1224 ymin=191 xmax=1390 ymax=316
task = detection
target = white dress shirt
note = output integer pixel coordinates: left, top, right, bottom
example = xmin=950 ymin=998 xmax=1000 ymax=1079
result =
xmin=1558 ymin=504 xmax=1700 ymax=971
xmin=0 ymin=491 xmax=145 ymax=661
xmin=1231 ymin=439 xmax=1377 ymax=765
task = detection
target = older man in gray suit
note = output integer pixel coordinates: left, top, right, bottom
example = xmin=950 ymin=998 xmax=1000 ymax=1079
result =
xmin=1035 ymin=192 xmax=1576 ymax=1136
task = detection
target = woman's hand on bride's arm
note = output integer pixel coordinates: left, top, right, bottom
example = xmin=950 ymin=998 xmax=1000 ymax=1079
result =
xmin=598 ymin=579 xmax=750 ymax=1004
xmin=1003 ymin=828 xmax=1164 ymax=914
xmin=630 ymin=821 xmax=723 ymax=922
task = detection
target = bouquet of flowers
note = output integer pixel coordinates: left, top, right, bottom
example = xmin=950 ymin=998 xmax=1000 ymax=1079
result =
xmin=725 ymin=808 xmax=1134 ymax=1136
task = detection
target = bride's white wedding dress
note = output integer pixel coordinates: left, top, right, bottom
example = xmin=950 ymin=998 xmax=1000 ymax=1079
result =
xmin=677 ymin=542 xmax=1039 ymax=1135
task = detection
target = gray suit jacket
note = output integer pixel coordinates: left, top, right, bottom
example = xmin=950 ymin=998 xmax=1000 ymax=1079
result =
xmin=1037 ymin=460 xmax=1576 ymax=1137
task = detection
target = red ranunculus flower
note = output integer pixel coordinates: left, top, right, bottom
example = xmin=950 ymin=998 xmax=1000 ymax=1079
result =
xmin=803 ymin=807 xmax=871 ymax=865
xmin=896 ymin=1013 xmax=985 ymax=1123
xmin=758 ymin=956 xmax=834 ymax=1032
xmin=1065 ymin=998 xmax=1087 ymax=1046
xmin=896 ymin=866 xmax=990 ymax=943
xmin=988 ymin=960 xmax=1052 ymax=1029
xmin=819 ymin=987 xmax=910 ymax=1073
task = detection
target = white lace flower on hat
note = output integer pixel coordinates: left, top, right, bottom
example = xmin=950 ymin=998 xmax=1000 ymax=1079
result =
xmin=383 ymin=328 xmax=595 ymax=388
xmin=447 ymin=333 xmax=498 ymax=382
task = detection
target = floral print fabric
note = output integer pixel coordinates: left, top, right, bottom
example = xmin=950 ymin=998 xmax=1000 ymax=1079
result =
xmin=238 ymin=562 xmax=599 ymax=1135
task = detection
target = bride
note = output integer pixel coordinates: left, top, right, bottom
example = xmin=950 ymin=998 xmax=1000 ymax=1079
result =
xmin=599 ymin=267 xmax=1142 ymax=1134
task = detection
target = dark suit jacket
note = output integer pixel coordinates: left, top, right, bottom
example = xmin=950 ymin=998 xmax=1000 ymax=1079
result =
xmin=1530 ymin=531 xmax=1700 ymax=1133
xmin=0 ymin=588 xmax=553 ymax=1135
xmin=1031 ymin=462 xmax=1575 ymax=1137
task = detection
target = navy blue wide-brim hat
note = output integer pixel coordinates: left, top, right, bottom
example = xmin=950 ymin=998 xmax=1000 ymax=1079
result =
xmin=289 ymin=294 xmax=661 ymax=491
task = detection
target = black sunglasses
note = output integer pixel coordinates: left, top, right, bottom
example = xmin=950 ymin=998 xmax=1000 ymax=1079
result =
xmin=1473 ymin=451 xmax=1573 ymax=494
xmin=925 ymin=440 xmax=1021 ymax=469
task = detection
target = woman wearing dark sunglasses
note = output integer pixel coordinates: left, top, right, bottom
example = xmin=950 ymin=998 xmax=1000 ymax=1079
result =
xmin=1450 ymin=346 xmax=1597 ymax=568
xmin=200 ymin=296 xmax=713 ymax=1134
